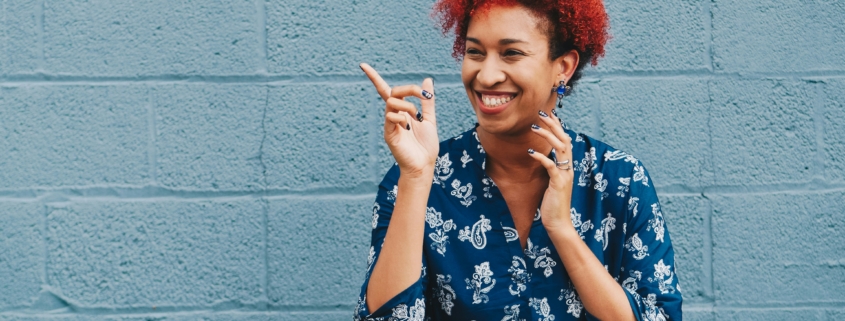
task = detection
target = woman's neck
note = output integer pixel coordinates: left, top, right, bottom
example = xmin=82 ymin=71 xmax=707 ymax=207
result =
xmin=477 ymin=126 xmax=551 ymax=184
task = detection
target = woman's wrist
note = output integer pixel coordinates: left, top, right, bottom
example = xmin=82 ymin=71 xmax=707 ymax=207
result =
xmin=399 ymin=165 xmax=435 ymax=181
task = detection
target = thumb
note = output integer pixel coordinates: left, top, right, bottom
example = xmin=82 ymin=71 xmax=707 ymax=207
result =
xmin=420 ymin=78 xmax=436 ymax=123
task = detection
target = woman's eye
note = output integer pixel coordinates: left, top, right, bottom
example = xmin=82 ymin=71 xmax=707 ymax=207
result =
xmin=466 ymin=48 xmax=483 ymax=55
xmin=503 ymin=49 xmax=524 ymax=57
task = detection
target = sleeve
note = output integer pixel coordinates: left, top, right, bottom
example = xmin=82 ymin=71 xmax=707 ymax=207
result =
xmin=618 ymin=161 xmax=683 ymax=321
xmin=354 ymin=165 xmax=429 ymax=321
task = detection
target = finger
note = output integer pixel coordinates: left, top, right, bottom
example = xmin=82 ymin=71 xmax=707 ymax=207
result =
xmin=390 ymin=85 xmax=430 ymax=101
xmin=360 ymin=63 xmax=391 ymax=100
xmin=420 ymin=78 xmax=435 ymax=123
xmin=540 ymin=109 xmax=572 ymax=147
xmin=528 ymin=148 xmax=571 ymax=189
xmin=530 ymin=123 xmax=569 ymax=155
xmin=386 ymin=97 xmax=419 ymax=117
xmin=385 ymin=111 xmax=410 ymax=132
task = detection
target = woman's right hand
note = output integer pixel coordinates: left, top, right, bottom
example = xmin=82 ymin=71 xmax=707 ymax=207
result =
xmin=360 ymin=63 xmax=439 ymax=178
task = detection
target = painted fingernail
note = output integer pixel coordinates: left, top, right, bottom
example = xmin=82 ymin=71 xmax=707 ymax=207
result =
xmin=421 ymin=90 xmax=433 ymax=100
xmin=406 ymin=123 xmax=411 ymax=130
xmin=538 ymin=110 xmax=548 ymax=117
xmin=528 ymin=148 xmax=535 ymax=154
xmin=416 ymin=111 xmax=423 ymax=122
xmin=551 ymin=109 xmax=558 ymax=117
xmin=531 ymin=124 xmax=540 ymax=130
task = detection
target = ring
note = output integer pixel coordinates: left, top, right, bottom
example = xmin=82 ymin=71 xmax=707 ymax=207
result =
xmin=555 ymin=159 xmax=571 ymax=170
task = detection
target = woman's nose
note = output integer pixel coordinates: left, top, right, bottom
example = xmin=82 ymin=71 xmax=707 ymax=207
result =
xmin=475 ymin=59 xmax=506 ymax=88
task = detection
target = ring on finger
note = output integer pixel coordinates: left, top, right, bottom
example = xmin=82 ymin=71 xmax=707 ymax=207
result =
xmin=555 ymin=159 xmax=571 ymax=170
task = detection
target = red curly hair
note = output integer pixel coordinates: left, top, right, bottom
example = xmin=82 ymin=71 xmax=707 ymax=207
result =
xmin=432 ymin=0 xmax=610 ymax=88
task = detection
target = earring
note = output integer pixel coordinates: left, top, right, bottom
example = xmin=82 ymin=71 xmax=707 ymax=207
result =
xmin=554 ymin=80 xmax=570 ymax=109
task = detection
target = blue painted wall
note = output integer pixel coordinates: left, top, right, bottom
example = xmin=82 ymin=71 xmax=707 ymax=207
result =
xmin=1 ymin=0 xmax=843 ymax=320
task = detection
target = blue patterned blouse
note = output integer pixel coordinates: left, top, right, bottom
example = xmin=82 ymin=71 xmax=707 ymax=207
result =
xmin=354 ymin=124 xmax=683 ymax=321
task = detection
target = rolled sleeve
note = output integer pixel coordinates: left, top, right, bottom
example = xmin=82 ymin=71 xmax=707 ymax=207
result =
xmin=619 ymin=161 xmax=683 ymax=321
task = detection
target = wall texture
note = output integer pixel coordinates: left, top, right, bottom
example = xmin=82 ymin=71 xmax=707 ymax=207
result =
xmin=1 ymin=0 xmax=843 ymax=320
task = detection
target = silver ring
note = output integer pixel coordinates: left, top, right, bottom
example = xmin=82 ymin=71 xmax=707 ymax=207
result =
xmin=555 ymin=159 xmax=571 ymax=170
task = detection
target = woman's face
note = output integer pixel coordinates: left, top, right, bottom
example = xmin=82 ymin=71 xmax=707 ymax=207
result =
xmin=461 ymin=4 xmax=563 ymax=136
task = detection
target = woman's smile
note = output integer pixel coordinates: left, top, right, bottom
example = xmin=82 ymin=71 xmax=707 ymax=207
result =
xmin=475 ymin=90 xmax=518 ymax=115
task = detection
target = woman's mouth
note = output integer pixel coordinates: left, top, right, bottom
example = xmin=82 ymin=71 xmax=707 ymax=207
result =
xmin=476 ymin=92 xmax=517 ymax=115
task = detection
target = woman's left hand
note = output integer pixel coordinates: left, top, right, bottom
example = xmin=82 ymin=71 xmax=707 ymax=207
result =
xmin=528 ymin=110 xmax=576 ymax=233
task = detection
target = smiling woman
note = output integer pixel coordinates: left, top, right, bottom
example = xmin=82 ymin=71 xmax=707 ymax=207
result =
xmin=354 ymin=1 xmax=681 ymax=321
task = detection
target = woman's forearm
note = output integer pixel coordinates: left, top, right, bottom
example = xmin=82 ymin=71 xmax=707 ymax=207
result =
xmin=547 ymin=227 xmax=635 ymax=321
xmin=366 ymin=170 xmax=433 ymax=313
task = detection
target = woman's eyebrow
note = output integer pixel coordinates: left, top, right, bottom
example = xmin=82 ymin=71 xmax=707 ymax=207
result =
xmin=465 ymin=37 xmax=527 ymax=45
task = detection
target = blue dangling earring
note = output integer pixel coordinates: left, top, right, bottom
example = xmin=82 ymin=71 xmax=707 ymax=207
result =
xmin=554 ymin=80 xmax=570 ymax=109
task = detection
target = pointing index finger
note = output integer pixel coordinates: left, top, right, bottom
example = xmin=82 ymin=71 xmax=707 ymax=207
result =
xmin=360 ymin=63 xmax=391 ymax=100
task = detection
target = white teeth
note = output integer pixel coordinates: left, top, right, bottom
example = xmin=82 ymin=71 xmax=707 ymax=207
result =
xmin=481 ymin=95 xmax=513 ymax=107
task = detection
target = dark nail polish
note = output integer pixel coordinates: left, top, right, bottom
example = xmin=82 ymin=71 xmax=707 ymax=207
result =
xmin=551 ymin=109 xmax=558 ymax=117
xmin=528 ymin=148 xmax=535 ymax=154
xmin=416 ymin=111 xmax=423 ymax=122
xmin=421 ymin=90 xmax=433 ymax=100
xmin=531 ymin=124 xmax=540 ymax=130
xmin=406 ymin=123 xmax=411 ymax=130
xmin=538 ymin=110 xmax=548 ymax=117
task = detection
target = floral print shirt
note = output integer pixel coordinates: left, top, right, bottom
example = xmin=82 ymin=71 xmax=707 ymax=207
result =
xmin=354 ymin=124 xmax=682 ymax=321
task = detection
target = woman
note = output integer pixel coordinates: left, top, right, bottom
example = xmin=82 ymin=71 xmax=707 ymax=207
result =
xmin=355 ymin=0 xmax=682 ymax=320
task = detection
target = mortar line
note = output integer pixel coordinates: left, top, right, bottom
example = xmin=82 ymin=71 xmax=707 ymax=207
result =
xmin=811 ymin=80 xmax=826 ymax=181
xmin=593 ymin=82 xmax=603 ymax=140
xmin=3 ymin=71 xmax=845 ymax=87
xmin=148 ymin=85 xmax=157 ymax=185
xmin=705 ymin=0 xmax=714 ymax=72
xmin=38 ymin=0 xmax=45 ymax=71
xmin=42 ymin=202 xmax=49 ymax=288
xmin=259 ymin=85 xmax=270 ymax=308
xmin=704 ymin=77 xmax=716 ymax=301
xmin=256 ymin=0 xmax=268 ymax=73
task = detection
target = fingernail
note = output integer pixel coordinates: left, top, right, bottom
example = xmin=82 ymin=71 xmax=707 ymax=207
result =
xmin=531 ymin=124 xmax=540 ymax=130
xmin=538 ymin=110 xmax=548 ymax=117
xmin=551 ymin=109 xmax=558 ymax=117
xmin=406 ymin=123 xmax=411 ymax=130
xmin=416 ymin=111 xmax=423 ymax=122
xmin=528 ymin=148 xmax=535 ymax=154
xmin=421 ymin=90 xmax=433 ymax=100
xmin=359 ymin=64 xmax=364 ymax=71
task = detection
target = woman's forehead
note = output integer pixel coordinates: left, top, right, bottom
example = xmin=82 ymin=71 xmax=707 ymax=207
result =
xmin=465 ymin=5 xmax=548 ymax=44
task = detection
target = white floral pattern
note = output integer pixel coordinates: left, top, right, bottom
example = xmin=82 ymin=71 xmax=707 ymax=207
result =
xmin=501 ymin=304 xmax=522 ymax=321
xmin=558 ymin=287 xmax=583 ymax=318
xmin=647 ymin=203 xmax=665 ymax=243
xmin=625 ymin=233 xmax=649 ymax=260
xmin=524 ymin=239 xmax=557 ymax=277
xmin=450 ymin=179 xmax=477 ymax=207
xmin=458 ymin=215 xmax=492 ymax=249
xmin=508 ymin=256 xmax=530 ymax=297
xmin=461 ymin=150 xmax=473 ymax=168
xmin=594 ymin=172 xmax=609 ymax=200
xmin=435 ymin=274 xmax=456 ymax=315
xmin=466 ymin=262 xmax=496 ymax=304
xmin=529 ymin=297 xmax=555 ymax=321
xmin=570 ymin=207 xmax=594 ymax=240
xmin=649 ymin=259 xmax=676 ymax=294
xmin=433 ymin=153 xmax=454 ymax=187
xmin=594 ymin=212 xmax=617 ymax=251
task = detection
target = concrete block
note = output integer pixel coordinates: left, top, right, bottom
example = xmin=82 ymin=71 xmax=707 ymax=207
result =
xmin=712 ymin=0 xmax=845 ymax=73
xmin=46 ymin=200 xmax=264 ymax=307
xmin=267 ymin=196 xmax=371 ymax=306
xmin=0 ymin=86 xmax=150 ymax=189
xmin=709 ymin=79 xmax=816 ymax=186
xmin=684 ymin=308 xmax=715 ymax=321
xmin=600 ymin=0 xmax=708 ymax=72
xmin=0 ymin=202 xmax=44 ymax=309
xmin=822 ymin=79 xmax=845 ymax=182
xmin=715 ymin=308 xmax=826 ymax=320
xmin=1 ymin=0 xmax=41 ymax=74
xmin=266 ymin=0 xmax=458 ymax=75
xmin=42 ymin=0 xmax=260 ymax=76
xmin=264 ymin=84 xmax=375 ymax=191
xmin=560 ymin=82 xmax=599 ymax=138
xmin=712 ymin=191 xmax=845 ymax=304
xmin=0 ymin=311 xmax=350 ymax=321
xmin=660 ymin=194 xmax=708 ymax=302
xmin=154 ymin=85 xmax=265 ymax=191
xmin=600 ymin=79 xmax=710 ymax=188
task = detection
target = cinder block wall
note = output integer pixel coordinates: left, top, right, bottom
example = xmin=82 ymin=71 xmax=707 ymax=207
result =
xmin=1 ymin=0 xmax=843 ymax=320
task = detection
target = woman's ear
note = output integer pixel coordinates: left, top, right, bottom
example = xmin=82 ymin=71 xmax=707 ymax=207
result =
xmin=555 ymin=49 xmax=580 ymax=83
